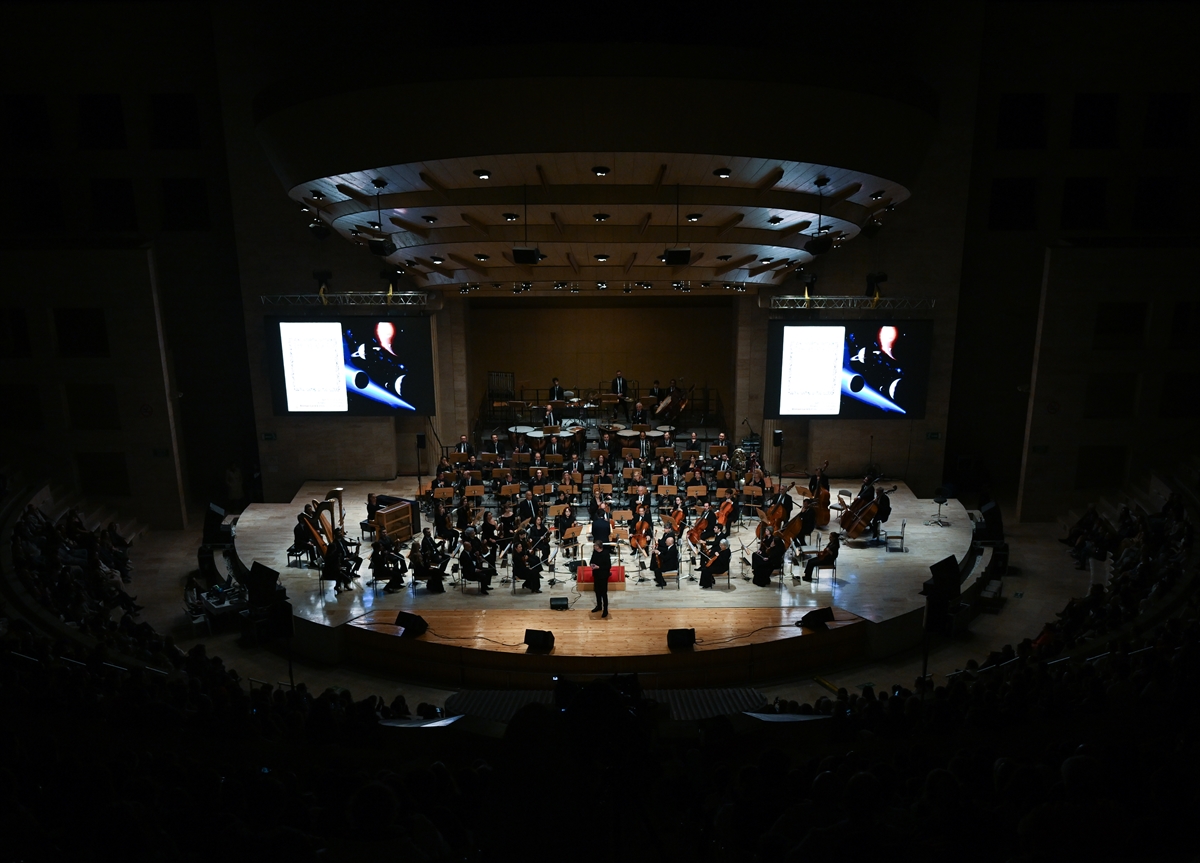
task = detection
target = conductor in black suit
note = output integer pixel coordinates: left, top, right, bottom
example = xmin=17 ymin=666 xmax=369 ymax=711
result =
xmin=589 ymin=541 xmax=612 ymax=617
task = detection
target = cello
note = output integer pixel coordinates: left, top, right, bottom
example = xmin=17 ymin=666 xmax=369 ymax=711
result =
xmin=840 ymin=485 xmax=897 ymax=539
xmin=687 ymin=508 xmax=713 ymax=547
xmin=756 ymin=482 xmax=796 ymax=539
xmin=630 ymin=508 xmax=652 ymax=553
xmin=716 ymin=493 xmax=736 ymax=530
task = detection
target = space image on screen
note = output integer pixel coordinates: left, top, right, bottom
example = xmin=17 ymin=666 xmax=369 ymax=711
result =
xmin=763 ymin=319 xmax=932 ymax=419
xmin=266 ymin=316 xmax=437 ymax=416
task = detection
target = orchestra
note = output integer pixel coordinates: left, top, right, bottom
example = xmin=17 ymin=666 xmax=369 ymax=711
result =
xmin=295 ymin=380 xmax=914 ymax=611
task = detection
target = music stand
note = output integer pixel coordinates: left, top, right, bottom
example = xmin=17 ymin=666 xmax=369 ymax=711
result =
xmin=449 ymin=452 xmax=468 ymax=464
xmin=709 ymin=445 xmax=729 ymax=458
xmin=433 ymin=487 xmax=455 ymax=501
xmin=546 ymin=453 xmax=563 ymax=465
xmin=595 ymin=483 xmax=613 ymax=496
xmin=681 ymin=449 xmax=700 ymax=462
xmin=632 ymin=424 xmax=651 ymax=433
xmin=465 ymin=484 xmax=485 ymax=502
xmin=587 ymin=448 xmax=605 ymax=461
xmin=562 ymin=524 xmax=583 ymax=572
xmin=687 ymin=484 xmax=709 ymax=499
xmin=613 ymin=509 xmax=633 ymax=521
xmin=547 ymin=504 xmax=567 ymax=518
xmin=655 ymin=447 xmax=675 ymax=458
xmin=479 ymin=452 xmax=497 ymax=464
xmin=621 ymin=447 xmax=639 ymax=460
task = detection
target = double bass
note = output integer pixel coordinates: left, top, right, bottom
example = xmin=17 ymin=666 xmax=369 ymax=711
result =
xmin=756 ymin=482 xmax=797 ymax=539
xmin=839 ymin=485 xmax=897 ymax=539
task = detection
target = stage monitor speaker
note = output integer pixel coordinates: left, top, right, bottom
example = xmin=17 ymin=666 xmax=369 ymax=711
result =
xmin=800 ymin=607 xmax=835 ymax=630
xmin=667 ymin=628 xmax=696 ymax=649
xmin=664 ymin=247 xmax=691 ymax=266
xmin=978 ymin=499 xmax=1005 ymax=541
xmin=512 ymin=246 xmax=541 ymax=265
xmin=394 ymin=611 xmax=429 ymax=638
xmin=417 ymin=433 xmax=427 ymax=449
xmin=203 ymin=502 xmax=232 ymax=546
xmin=247 ymin=561 xmax=282 ymax=607
xmin=524 ymin=628 xmax=555 ymax=651
xmin=550 ymin=596 xmax=569 ymax=610
xmin=923 ymin=554 xmax=961 ymax=599
xmin=773 ymin=429 xmax=783 ymax=448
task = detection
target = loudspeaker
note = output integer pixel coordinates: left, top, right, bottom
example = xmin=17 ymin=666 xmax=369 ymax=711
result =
xmin=416 ymin=433 xmax=427 ymax=449
xmin=512 ymin=246 xmax=541 ymax=265
xmin=667 ymin=628 xmax=696 ymax=649
xmin=664 ymin=247 xmax=691 ymax=266
xmin=550 ymin=596 xmax=569 ymax=610
xmin=800 ymin=607 xmax=835 ymax=630
xmin=247 ymin=561 xmax=282 ymax=607
xmin=524 ymin=628 xmax=555 ymax=651
xmin=922 ymin=554 xmax=960 ymax=599
xmin=804 ymin=235 xmax=833 ymax=256
xmin=773 ymin=429 xmax=783 ymax=448
xmin=394 ymin=611 xmax=428 ymax=638
xmin=368 ymin=237 xmax=397 ymax=256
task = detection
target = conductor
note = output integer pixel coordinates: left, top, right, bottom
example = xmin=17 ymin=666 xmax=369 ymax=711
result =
xmin=589 ymin=540 xmax=612 ymax=618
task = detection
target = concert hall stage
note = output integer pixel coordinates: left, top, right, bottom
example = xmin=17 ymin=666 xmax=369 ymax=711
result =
xmin=232 ymin=480 xmax=976 ymax=688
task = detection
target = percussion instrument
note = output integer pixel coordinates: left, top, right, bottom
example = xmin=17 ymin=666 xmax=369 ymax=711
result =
xmin=508 ymin=425 xmax=535 ymax=434
xmin=655 ymin=425 xmax=675 ymax=433
xmin=617 ymin=429 xmax=638 ymax=438
xmin=646 ymin=430 xmax=664 ymax=438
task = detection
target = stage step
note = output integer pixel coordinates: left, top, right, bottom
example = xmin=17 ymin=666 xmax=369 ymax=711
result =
xmin=445 ymin=686 xmax=767 ymax=723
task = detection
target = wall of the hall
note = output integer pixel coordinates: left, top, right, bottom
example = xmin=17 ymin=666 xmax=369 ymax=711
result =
xmin=464 ymin=299 xmax=735 ymax=423
xmin=1017 ymin=247 xmax=1197 ymax=522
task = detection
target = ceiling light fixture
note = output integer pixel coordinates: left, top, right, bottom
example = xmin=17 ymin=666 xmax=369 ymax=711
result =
xmin=431 ymin=256 xmax=445 ymax=264
xmin=768 ymin=215 xmax=783 ymax=224
xmin=422 ymin=215 xmax=438 ymax=223
xmin=760 ymin=257 xmax=773 ymax=264
xmin=870 ymin=190 xmax=885 ymax=200
xmin=592 ymin=166 xmax=610 ymax=176
xmin=594 ymin=254 xmax=609 ymax=262
xmin=503 ymin=213 xmax=519 ymax=221
xmin=309 ymin=190 xmax=325 ymax=200
xmin=717 ymin=254 xmax=732 ymax=261
xmin=593 ymin=213 xmax=609 ymax=222
xmin=475 ymin=253 xmax=490 ymax=261
xmin=714 ymin=167 xmax=732 ymax=179
xmin=623 ymin=286 xmax=632 ymax=294
xmin=473 ymin=169 xmax=491 ymax=180
xmin=686 ymin=213 xmax=702 ymax=222
xmin=597 ymin=282 xmax=607 ymax=290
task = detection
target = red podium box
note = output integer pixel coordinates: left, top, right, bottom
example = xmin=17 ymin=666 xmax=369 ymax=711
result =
xmin=575 ymin=565 xmax=626 ymax=591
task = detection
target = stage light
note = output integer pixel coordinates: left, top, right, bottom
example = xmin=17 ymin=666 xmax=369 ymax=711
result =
xmin=570 ymin=286 xmax=580 ymax=293
xmin=717 ymin=254 xmax=732 ymax=261
xmin=369 ymin=221 xmax=380 ymax=229
xmin=553 ymin=281 xmax=566 ymax=290
xmin=460 ymin=287 xmax=469 ymax=294
xmin=596 ymin=281 xmax=607 ymax=290
xmin=475 ymin=253 xmax=490 ymax=261
xmin=473 ymin=169 xmax=491 ymax=180
xmin=308 ymin=220 xmax=330 ymax=240
xmin=594 ymin=254 xmax=609 ymax=262
xmin=503 ymin=213 xmax=519 ymax=221
xmin=623 ymin=286 xmax=632 ymax=294
xmin=430 ymin=256 xmax=445 ymax=264
xmin=686 ymin=213 xmax=702 ymax=222
xmin=714 ymin=167 xmax=732 ymax=178
xmin=592 ymin=166 xmax=610 ymax=176
xmin=593 ymin=213 xmax=609 ymax=222
xmin=760 ymin=257 xmax=773 ymax=263
xmin=768 ymin=215 xmax=783 ymax=224
xmin=422 ymin=215 xmax=438 ymax=223
xmin=309 ymin=190 xmax=325 ymax=200
xmin=870 ymin=189 xmax=885 ymax=200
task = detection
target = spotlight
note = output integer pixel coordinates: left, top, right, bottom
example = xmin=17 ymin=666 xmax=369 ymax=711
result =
xmin=422 ymin=215 xmax=438 ymax=223
xmin=714 ymin=168 xmax=732 ymax=179
xmin=760 ymin=257 xmax=773 ymax=264
xmin=460 ymin=287 xmax=470 ymax=294
xmin=473 ymin=169 xmax=491 ymax=180
xmin=594 ymin=254 xmax=609 ymax=262
xmin=368 ymin=237 xmax=396 ymax=256
xmin=309 ymin=190 xmax=325 ymax=200
xmin=371 ymin=178 xmax=387 ymax=189
xmin=596 ymin=281 xmax=607 ymax=290
xmin=767 ymin=215 xmax=783 ymax=224
xmin=308 ymin=220 xmax=330 ymax=240
xmin=686 ymin=213 xmax=702 ymax=222
xmin=553 ymin=282 xmax=566 ymax=290
xmin=623 ymin=286 xmax=632 ymax=294
xmin=475 ymin=253 xmax=490 ymax=261
xmin=592 ymin=166 xmax=610 ymax=176
xmin=570 ymin=286 xmax=580 ymax=294
xmin=430 ymin=256 xmax=445 ymax=264
xmin=593 ymin=213 xmax=609 ymax=222
xmin=503 ymin=213 xmax=519 ymax=221
xmin=870 ymin=190 xmax=885 ymax=200
xmin=866 ymin=272 xmax=888 ymax=297
xmin=657 ymin=254 xmax=666 ymax=262
xmin=641 ymin=282 xmax=652 ymax=290
xmin=700 ymin=282 xmax=711 ymax=288
xmin=716 ymin=254 xmax=732 ymax=261
xmin=369 ymin=221 xmax=380 ymax=229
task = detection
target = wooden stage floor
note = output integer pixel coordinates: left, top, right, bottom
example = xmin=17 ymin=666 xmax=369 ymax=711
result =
xmin=232 ymin=479 xmax=973 ymax=669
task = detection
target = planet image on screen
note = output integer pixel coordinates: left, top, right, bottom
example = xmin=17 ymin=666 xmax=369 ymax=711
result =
xmin=343 ymin=321 xmax=415 ymax=410
xmin=843 ymin=325 xmax=907 ymax=413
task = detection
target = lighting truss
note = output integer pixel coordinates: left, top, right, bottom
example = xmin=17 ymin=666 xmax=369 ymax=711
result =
xmin=260 ymin=292 xmax=431 ymax=307
xmin=769 ymin=295 xmax=936 ymax=310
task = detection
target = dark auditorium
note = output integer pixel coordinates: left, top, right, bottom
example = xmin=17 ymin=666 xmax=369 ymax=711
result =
xmin=2 ymin=2 xmax=1199 ymax=860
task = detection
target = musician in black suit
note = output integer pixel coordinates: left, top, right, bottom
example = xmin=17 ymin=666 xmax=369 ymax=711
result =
xmin=700 ymin=537 xmax=730 ymax=589
xmin=768 ymin=484 xmax=794 ymax=519
xmin=870 ymin=485 xmax=892 ymax=540
xmin=543 ymin=405 xmax=558 ymax=427
xmin=589 ymin=541 xmax=612 ymax=617
xmin=512 ymin=436 xmax=531 ymax=455
xmin=648 ymin=380 xmax=665 ymax=402
xmin=290 ymin=514 xmax=316 ymax=564
xmin=455 ymin=435 xmax=474 ymax=456
xmin=566 ymin=453 xmax=583 ymax=476
xmin=484 ymin=433 xmax=506 ymax=458
xmin=611 ymin=370 xmax=629 ymax=420
xmin=798 ymin=497 xmax=817 ymax=546
xmin=637 ymin=430 xmax=653 ymax=460
xmin=630 ymin=402 xmax=648 ymax=425
xmin=652 ymin=534 xmax=678 ymax=588
xmin=459 ymin=538 xmax=493 ymax=594
xmin=518 ymin=490 xmax=540 ymax=524
xmin=752 ymin=527 xmax=784 ymax=587
xmin=555 ymin=503 xmax=578 ymax=558
xmin=808 ymin=463 xmax=831 ymax=496
xmin=591 ymin=503 xmax=612 ymax=547
xmin=545 ymin=434 xmax=564 ymax=456
xmin=600 ymin=432 xmax=620 ymax=461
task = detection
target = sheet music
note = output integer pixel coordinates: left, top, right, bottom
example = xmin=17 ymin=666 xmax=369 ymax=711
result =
xmin=779 ymin=325 xmax=844 ymax=415
xmin=279 ymin=322 xmax=348 ymax=411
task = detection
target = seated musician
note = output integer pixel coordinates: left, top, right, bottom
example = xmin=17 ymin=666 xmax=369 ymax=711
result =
xmin=543 ymin=404 xmax=558 ymax=428
xmin=455 ymin=435 xmax=474 ymax=456
xmin=798 ymin=497 xmax=817 ymax=546
xmin=529 ymin=467 xmax=548 ymax=492
xmin=374 ymin=541 xmax=408 ymax=592
xmin=566 ymin=452 xmax=583 ymax=476
xmin=648 ymin=380 xmax=664 ymax=402
xmin=432 ymin=471 xmax=451 ymax=493
xmin=290 ymin=514 xmax=316 ymax=564
xmin=652 ymin=533 xmax=678 ymax=588
xmin=713 ymin=452 xmax=733 ymax=483
xmin=484 ymin=432 xmax=506 ymax=458
xmin=630 ymin=484 xmax=652 ymax=514
xmin=518 ymin=490 xmax=541 ymax=524
xmin=599 ymin=432 xmax=620 ymax=461
xmin=687 ymin=431 xmax=701 ymax=452
xmin=631 ymin=505 xmax=654 ymax=564
xmin=661 ymin=431 xmax=674 ymax=452
xmin=631 ymin=402 xmax=648 ymax=425
xmin=408 ymin=541 xmax=445 ymax=594
xmin=593 ymin=456 xmax=613 ymax=488
xmin=802 ymin=532 xmax=841 ymax=581
xmin=856 ymin=475 xmax=876 ymax=502
xmin=433 ymin=502 xmax=458 ymax=549
xmin=694 ymin=502 xmax=717 ymax=542
xmin=549 ymin=377 xmax=565 ymax=402
xmin=636 ymin=430 xmax=652 ymax=460
xmin=436 ymin=455 xmax=452 ymax=473
xmin=529 ymin=516 xmax=551 ymax=565
xmin=751 ymin=526 xmax=785 ymax=587
xmin=480 ymin=510 xmax=500 ymax=551
xmin=366 ymin=493 xmax=381 ymax=524
xmin=554 ymin=483 xmax=572 ymax=510
xmin=746 ymin=469 xmax=766 ymax=492
xmin=326 ymin=527 xmax=361 ymax=593
xmin=529 ymin=451 xmax=547 ymax=474
xmin=515 ymin=540 xmax=543 ymax=593
xmin=712 ymin=432 xmax=729 ymax=456
xmin=458 ymin=537 xmax=493 ymax=595
xmin=544 ymin=433 xmax=563 ymax=457
xmin=871 ymin=485 xmax=892 ymax=540
xmin=655 ymin=467 xmax=674 ymax=506
xmin=498 ymin=503 xmax=517 ymax=535
xmin=493 ymin=469 xmax=516 ymax=496
xmin=717 ymin=487 xmax=739 ymax=536
xmin=555 ymin=503 xmax=577 ymax=558
xmin=667 ymin=495 xmax=689 ymax=532
xmin=418 ymin=527 xmax=449 ymax=576
xmin=767 ymin=483 xmax=794 ymax=519
xmin=700 ymin=537 xmax=731 ymax=589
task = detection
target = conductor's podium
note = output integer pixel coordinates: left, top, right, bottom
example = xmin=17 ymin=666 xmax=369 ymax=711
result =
xmin=575 ymin=565 xmax=627 ymax=591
